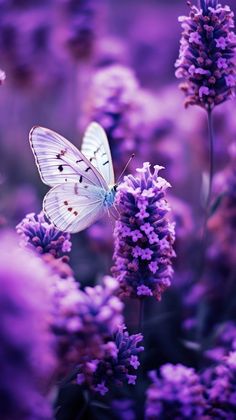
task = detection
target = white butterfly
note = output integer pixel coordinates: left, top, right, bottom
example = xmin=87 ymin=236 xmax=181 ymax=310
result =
xmin=29 ymin=122 xmax=117 ymax=233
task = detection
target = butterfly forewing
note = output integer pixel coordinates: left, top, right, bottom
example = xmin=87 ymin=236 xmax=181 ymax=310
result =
xmin=81 ymin=122 xmax=115 ymax=186
xmin=43 ymin=183 xmax=105 ymax=233
xmin=29 ymin=126 xmax=107 ymax=188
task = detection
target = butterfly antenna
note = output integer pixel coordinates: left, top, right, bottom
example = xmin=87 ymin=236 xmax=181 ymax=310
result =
xmin=117 ymin=153 xmax=135 ymax=184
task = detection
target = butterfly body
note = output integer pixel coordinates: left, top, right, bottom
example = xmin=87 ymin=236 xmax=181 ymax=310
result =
xmin=29 ymin=122 xmax=116 ymax=233
xmin=104 ymin=185 xmax=117 ymax=208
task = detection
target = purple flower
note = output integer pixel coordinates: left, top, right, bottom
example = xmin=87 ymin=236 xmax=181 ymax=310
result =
xmin=16 ymin=211 xmax=72 ymax=258
xmin=203 ymin=351 xmax=236 ymax=417
xmin=62 ymin=0 xmax=98 ymax=61
xmin=112 ymin=399 xmax=135 ymax=420
xmin=77 ymin=326 xmax=143 ymax=395
xmin=86 ymin=64 xmax=140 ymax=173
xmin=51 ymin=276 xmax=124 ymax=377
xmin=175 ymin=1 xmax=236 ymax=109
xmin=112 ymin=163 xmax=175 ymax=301
xmin=0 ymin=232 xmax=56 ymax=419
xmin=146 ymin=364 xmax=206 ymax=419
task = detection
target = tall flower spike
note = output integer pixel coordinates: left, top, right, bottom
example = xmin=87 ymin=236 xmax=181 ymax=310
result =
xmin=0 ymin=233 xmax=56 ymax=420
xmin=86 ymin=64 xmax=140 ymax=173
xmin=16 ymin=211 xmax=72 ymax=258
xmin=76 ymin=326 xmax=144 ymax=395
xmin=62 ymin=0 xmax=98 ymax=61
xmin=175 ymin=0 xmax=236 ymax=109
xmin=146 ymin=364 xmax=206 ymax=419
xmin=112 ymin=163 xmax=175 ymax=301
xmin=51 ymin=276 xmax=124 ymax=377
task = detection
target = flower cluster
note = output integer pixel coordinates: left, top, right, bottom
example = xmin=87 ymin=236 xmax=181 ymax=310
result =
xmin=87 ymin=64 xmax=140 ymax=172
xmin=0 ymin=233 xmax=56 ymax=420
xmin=112 ymin=163 xmax=175 ymax=301
xmin=51 ymin=275 xmax=124 ymax=377
xmin=77 ymin=326 xmax=143 ymax=396
xmin=203 ymin=351 xmax=236 ymax=417
xmin=208 ymin=163 xmax=236 ymax=267
xmin=146 ymin=364 xmax=206 ymax=419
xmin=175 ymin=0 xmax=236 ymax=109
xmin=16 ymin=211 xmax=72 ymax=258
xmin=63 ymin=0 xmax=98 ymax=61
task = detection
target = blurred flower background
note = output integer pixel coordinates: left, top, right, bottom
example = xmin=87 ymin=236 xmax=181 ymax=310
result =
xmin=1 ymin=0 xmax=236 ymax=419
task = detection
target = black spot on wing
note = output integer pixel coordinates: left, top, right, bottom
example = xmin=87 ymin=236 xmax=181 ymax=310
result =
xmin=103 ymin=160 xmax=109 ymax=166
xmin=58 ymin=165 xmax=63 ymax=172
xmin=79 ymin=175 xmax=83 ymax=183
xmin=85 ymin=167 xmax=91 ymax=172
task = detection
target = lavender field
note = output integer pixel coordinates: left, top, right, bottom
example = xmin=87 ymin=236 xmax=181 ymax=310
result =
xmin=1 ymin=0 xmax=236 ymax=419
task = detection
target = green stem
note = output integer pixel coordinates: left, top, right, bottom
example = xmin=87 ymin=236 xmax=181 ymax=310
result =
xmin=206 ymin=109 xmax=214 ymax=212
xmin=202 ymin=109 xmax=214 ymax=242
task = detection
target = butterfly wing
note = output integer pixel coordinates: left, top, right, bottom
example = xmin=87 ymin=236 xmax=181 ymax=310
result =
xmin=29 ymin=126 xmax=107 ymax=188
xmin=81 ymin=122 xmax=115 ymax=186
xmin=43 ymin=183 xmax=105 ymax=233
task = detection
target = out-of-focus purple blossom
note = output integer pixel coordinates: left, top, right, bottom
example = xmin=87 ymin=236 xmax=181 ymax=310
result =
xmin=112 ymin=163 xmax=175 ymax=301
xmin=0 ymin=232 xmax=56 ymax=420
xmin=204 ymin=321 xmax=236 ymax=362
xmin=203 ymin=351 xmax=236 ymax=418
xmin=95 ymin=36 xmax=128 ymax=68
xmin=60 ymin=0 xmax=99 ymax=61
xmin=146 ymin=364 xmax=206 ymax=419
xmin=16 ymin=211 xmax=72 ymax=258
xmin=0 ymin=8 xmax=63 ymax=89
xmin=112 ymin=399 xmax=135 ymax=420
xmin=175 ymin=1 xmax=236 ymax=109
xmin=76 ymin=326 xmax=143 ymax=395
xmin=85 ymin=64 xmax=140 ymax=173
xmin=51 ymin=275 xmax=124 ymax=376
xmin=168 ymin=195 xmax=194 ymax=241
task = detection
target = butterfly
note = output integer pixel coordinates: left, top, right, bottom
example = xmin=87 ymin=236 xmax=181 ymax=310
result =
xmin=29 ymin=122 xmax=117 ymax=233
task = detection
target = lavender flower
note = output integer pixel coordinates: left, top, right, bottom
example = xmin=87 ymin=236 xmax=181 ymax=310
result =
xmin=146 ymin=364 xmax=206 ymax=419
xmin=76 ymin=326 xmax=143 ymax=395
xmin=112 ymin=163 xmax=175 ymax=301
xmin=86 ymin=64 xmax=140 ymax=172
xmin=51 ymin=275 xmax=124 ymax=376
xmin=175 ymin=0 xmax=236 ymax=109
xmin=0 ymin=233 xmax=56 ymax=419
xmin=203 ymin=351 xmax=236 ymax=417
xmin=62 ymin=0 xmax=98 ymax=61
xmin=16 ymin=211 xmax=72 ymax=258
xmin=0 ymin=9 xmax=60 ymax=89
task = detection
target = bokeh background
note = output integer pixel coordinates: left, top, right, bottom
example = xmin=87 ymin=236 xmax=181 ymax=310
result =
xmin=1 ymin=1 xmax=236 ymax=418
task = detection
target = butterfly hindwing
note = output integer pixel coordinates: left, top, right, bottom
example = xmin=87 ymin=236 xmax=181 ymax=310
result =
xmin=81 ymin=122 xmax=115 ymax=186
xmin=43 ymin=183 xmax=105 ymax=233
xmin=29 ymin=126 xmax=107 ymax=188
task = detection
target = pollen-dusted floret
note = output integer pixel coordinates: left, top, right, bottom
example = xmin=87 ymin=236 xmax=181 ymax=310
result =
xmin=112 ymin=163 xmax=175 ymax=301
xmin=16 ymin=211 xmax=72 ymax=258
xmin=175 ymin=0 xmax=236 ymax=109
